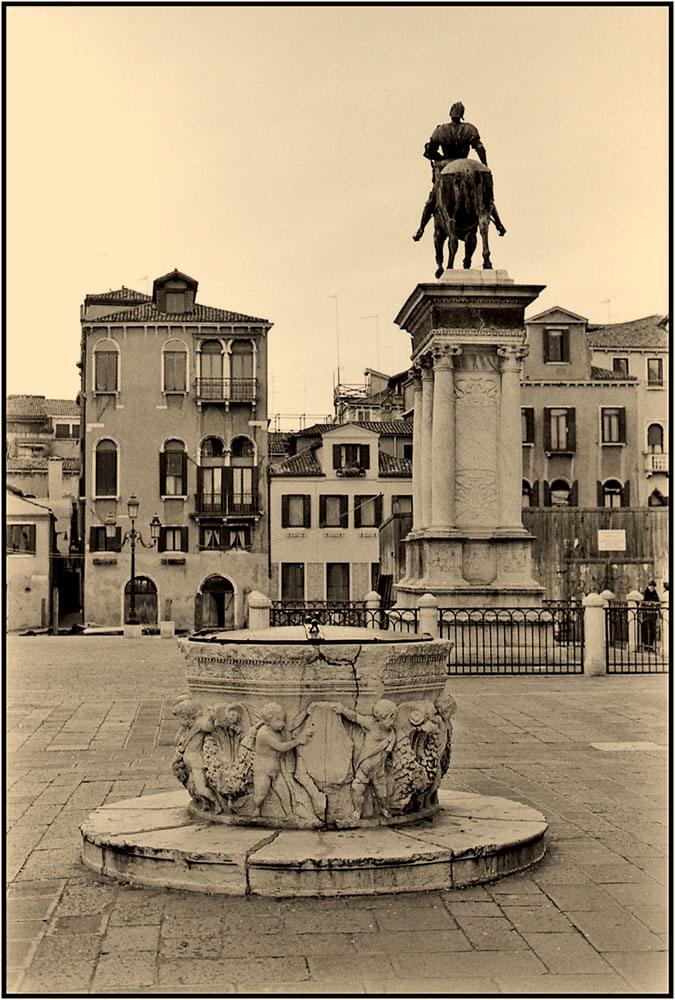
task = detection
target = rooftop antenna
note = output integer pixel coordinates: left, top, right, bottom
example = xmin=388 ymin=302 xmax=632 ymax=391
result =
xmin=360 ymin=315 xmax=380 ymax=371
xmin=329 ymin=294 xmax=341 ymax=387
xmin=599 ymin=299 xmax=612 ymax=324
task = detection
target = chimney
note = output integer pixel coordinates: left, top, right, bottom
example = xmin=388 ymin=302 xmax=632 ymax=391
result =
xmin=47 ymin=457 xmax=63 ymax=500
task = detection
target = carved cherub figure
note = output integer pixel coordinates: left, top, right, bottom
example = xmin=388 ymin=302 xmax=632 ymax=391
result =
xmin=334 ymin=699 xmax=398 ymax=821
xmin=435 ymin=691 xmax=458 ymax=784
xmin=252 ymin=702 xmax=312 ymax=817
xmin=172 ymin=698 xmax=220 ymax=812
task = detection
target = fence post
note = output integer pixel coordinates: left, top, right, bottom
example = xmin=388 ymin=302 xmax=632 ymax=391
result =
xmin=626 ymin=590 xmax=643 ymax=653
xmin=417 ymin=593 xmax=439 ymax=638
xmin=583 ymin=592 xmax=607 ymax=676
xmin=248 ymin=591 xmax=272 ymax=630
xmin=661 ymin=591 xmax=669 ymax=664
xmin=364 ymin=590 xmax=381 ymax=630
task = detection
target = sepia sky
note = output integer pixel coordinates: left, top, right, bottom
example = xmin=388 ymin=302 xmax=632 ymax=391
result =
xmin=7 ymin=5 xmax=669 ymax=419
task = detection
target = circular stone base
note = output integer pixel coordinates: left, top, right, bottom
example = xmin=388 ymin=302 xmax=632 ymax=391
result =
xmin=80 ymin=790 xmax=547 ymax=897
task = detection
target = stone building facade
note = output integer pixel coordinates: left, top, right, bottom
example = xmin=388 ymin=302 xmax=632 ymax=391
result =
xmin=6 ymin=490 xmax=55 ymax=631
xmin=79 ymin=270 xmax=272 ymax=629
xmin=270 ymin=421 xmax=412 ymax=601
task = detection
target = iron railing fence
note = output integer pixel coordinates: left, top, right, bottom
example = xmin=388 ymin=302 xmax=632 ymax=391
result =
xmin=605 ymin=603 xmax=669 ymax=673
xmin=269 ymin=601 xmax=419 ymax=633
xmin=195 ymin=492 xmax=259 ymax=515
xmin=438 ymin=606 xmax=584 ymax=675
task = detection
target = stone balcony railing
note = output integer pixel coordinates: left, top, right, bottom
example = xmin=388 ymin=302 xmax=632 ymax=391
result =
xmin=645 ymin=452 xmax=668 ymax=474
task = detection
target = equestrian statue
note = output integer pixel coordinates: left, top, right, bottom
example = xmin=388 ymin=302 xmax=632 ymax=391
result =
xmin=413 ymin=102 xmax=506 ymax=276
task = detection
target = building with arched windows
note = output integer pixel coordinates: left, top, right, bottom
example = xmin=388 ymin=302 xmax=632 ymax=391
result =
xmin=79 ymin=270 xmax=272 ymax=628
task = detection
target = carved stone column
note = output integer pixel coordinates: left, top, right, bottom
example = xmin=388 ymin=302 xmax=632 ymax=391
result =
xmin=409 ymin=365 xmax=423 ymax=532
xmin=420 ymin=355 xmax=434 ymax=530
xmin=430 ymin=344 xmax=461 ymax=531
xmin=497 ymin=345 xmax=529 ymax=530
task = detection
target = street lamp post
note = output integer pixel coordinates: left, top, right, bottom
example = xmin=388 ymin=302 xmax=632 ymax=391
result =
xmin=105 ymin=495 xmax=161 ymax=625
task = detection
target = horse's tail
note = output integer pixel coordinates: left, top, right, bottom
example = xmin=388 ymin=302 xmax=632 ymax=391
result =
xmin=436 ymin=174 xmax=457 ymax=239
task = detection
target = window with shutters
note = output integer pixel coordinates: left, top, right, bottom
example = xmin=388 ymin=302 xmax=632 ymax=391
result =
xmin=94 ymin=344 xmax=119 ymax=393
xmin=89 ymin=525 xmax=121 ymax=552
xmin=612 ymin=357 xmax=629 ymax=377
xmin=162 ymin=341 xmax=188 ymax=393
xmin=160 ymin=526 xmax=188 ymax=552
xmin=545 ymin=408 xmax=575 ymax=452
xmin=326 ymin=562 xmax=350 ymax=601
xmin=647 ymin=423 xmax=664 ymax=453
xmin=281 ymin=563 xmax=305 ymax=601
xmin=199 ymin=525 xmax=251 ymax=550
xmin=522 ymin=480 xmax=533 ymax=508
xmin=521 ymin=407 xmax=535 ymax=444
xmin=601 ymin=407 xmax=625 ymax=444
xmin=601 ymin=480 xmax=623 ymax=508
xmin=95 ymin=439 xmax=118 ymax=497
xmin=548 ymin=479 xmax=571 ymax=507
xmin=333 ymin=443 xmax=370 ymax=475
xmin=161 ymin=440 xmax=187 ymax=496
xmin=647 ymin=357 xmax=664 ymax=387
xmin=320 ymin=495 xmax=348 ymax=528
xmin=543 ymin=329 xmax=569 ymax=363
xmin=7 ymin=523 xmax=36 ymax=554
xmin=354 ymin=495 xmax=382 ymax=528
xmin=282 ymin=495 xmax=310 ymax=528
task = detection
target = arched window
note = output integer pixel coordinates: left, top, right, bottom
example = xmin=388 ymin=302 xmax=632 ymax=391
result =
xmin=549 ymin=479 xmax=571 ymax=507
xmin=230 ymin=340 xmax=255 ymax=401
xmin=521 ymin=480 xmax=533 ymax=508
xmin=230 ymin=436 xmax=255 ymax=511
xmin=199 ymin=340 xmax=224 ymax=399
xmin=648 ymin=489 xmax=668 ymax=507
xmin=198 ymin=437 xmax=225 ymax=513
xmin=160 ymin=439 xmax=187 ymax=496
xmin=95 ymin=439 xmax=118 ymax=497
xmin=162 ymin=339 xmax=188 ymax=393
xmin=647 ymin=424 xmax=664 ymax=453
xmin=601 ymin=479 xmax=623 ymax=508
xmin=93 ymin=339 xmax=119 ymax=393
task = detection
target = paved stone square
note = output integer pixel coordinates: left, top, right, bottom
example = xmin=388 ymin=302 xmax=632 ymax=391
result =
xmin=7 ymin=636 xmax=669 ymax=995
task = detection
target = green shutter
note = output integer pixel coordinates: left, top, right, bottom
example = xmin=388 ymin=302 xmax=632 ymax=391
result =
xmin=543 ymin=480 xmax=551 ymax=507
xmin=181 ymin=527 xmax=189 ymax=551
xmin=354 ymin=496 xmax=362 ymax=529
xmin=303 ymin=495 xmax=311 ymax=528
xmin=340 ymin=496 xmax=349 ymax=528
xmin=281 ymin=495 xmax=290 ymax=528
xmin=319 ymin=495 xmax=327 ymax=528
xmin=159 ymin=451 xmax=167 ymax=496
xmin=181 ymin=451 xmax=188 ymax=494
xmin=597 ymin=481 xmax=604 ymax=506
xmin=618 ymin=407 xmax=626 ymax=444
xmin=543 ymin=409 xmax=551 ymax=451
xmin=622 ymin=481 xmax=631 ymax=508
xmin=157 ymin=527 xmax=166 ymax=554
xmin=333 ymin=445 xmax=341 ymax=469
xmin=360 ymin=445 xmax=370 ymax=470
xmin=569 ymin=481 xmax=578 ymax=507
xmin=567 ymin=408 xmax=576 ymax=451
xmin=375 ymin=495 xmax=383 ymax=526
xmin=532 ymin=480 xmax=539 ymax=506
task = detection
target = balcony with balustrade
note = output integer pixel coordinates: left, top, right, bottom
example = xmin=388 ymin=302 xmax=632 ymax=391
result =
xmin=194 ymin=491 xmax=260 ymax=517
xmin=645 ymin=453 xmax=669 ymax=475
xmin=194 ymin=378 xmax=257 ymax=404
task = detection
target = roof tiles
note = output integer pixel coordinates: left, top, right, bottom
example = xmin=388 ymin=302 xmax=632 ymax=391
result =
xmin=87 ymin=302 xmax=270 ymax=325
xmin=8 ymin=396 xmax=79 ymax=419
xmin=587 ymin=315 xmax=668 ymax=349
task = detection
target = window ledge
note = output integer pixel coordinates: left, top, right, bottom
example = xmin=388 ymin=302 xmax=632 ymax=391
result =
xmin=647 ymin=385 xmax=665 ymax=390
xmin=544 ymin=450 xmax=575 ymax=457
xmin=522 ymin=442 xmax=534 ymax=448
xmin=163 ymin=391 xmax=188 ymax=396
xmin=543 ymin=362 xmax=570 ymax=366
xmin=359 ymin=530 xmax=378 ymax=537
xmin=161 ymin=495 xmax=188 ymax=501
xmin=285 ymin=530 xmax=307 ymax=537
xmin=161 ymin=556 xmax=186 ymax=564
xmin=94 ymin=495 xmax=120 ymax=501
xmin=93 ymin=390 xmax=119 ymax=397
xmin=93 ymin=556 xmax=118 ymax=565
xmin=601 ymin=441 xmax=626 ymax=447
xmin=323 ymin=530 xmax=345 ymax=536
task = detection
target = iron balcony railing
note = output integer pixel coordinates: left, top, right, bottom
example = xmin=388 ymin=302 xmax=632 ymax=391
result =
xmin=195 ymin=492 xmax=259 ymax=515
xmin=195 ymin=378 xmax=257 ymax=402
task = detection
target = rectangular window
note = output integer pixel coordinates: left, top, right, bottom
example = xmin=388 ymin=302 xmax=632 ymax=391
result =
xmin=332 ymin=443 xmax=370 ymax=472
xmin=232 ymin=467 xmax=254 ymax=508
xmin=354 ymin=495 xmax=382 ymax=528
xmin=54 ymin=423 xmax=70 ymax=439
xmin=326 ymin=562 xmax=350 ymax=602
xmin=647 ymin=358 xmax=664 ymax=387
xmin=601 ymin=407 xmax=625 ymax=444
xmin=392 ymin=495 xmax=412 ymax=515
xmin=199 ymin=525 xmax=251 ymax=550
xmin=89 ymin=526 xmax=121 ymax=552
xmin=543 ymin=329 xmax=569 ymax=363
xmin=163 ymin=351 xmax=187 ymax=392
xmin=160 ymin=526 xmax=188 ymax=552
xmin=521 ymin=407 xmax=535 ymax=444
xmin=281 ymin=563 xmax=305 ymax=601
xmin=403 ymin=443 xmax=413 ymax=461
xmin=612 ymin=357 xmax=629 ymax=377
xmin=164 ymin=452 xmax=186 ymax=495
xmin=6 ymin=523 xmax=36 ymax=554
xmin=282 ymin=495 xmax=311 ymax=528
xmin=545 ymin=408 xmax=576 ymax=452
xmin=319 ymin=495 xmax=348 ymax=528
xmin=95 ymin=352 xmax=118 ymax=392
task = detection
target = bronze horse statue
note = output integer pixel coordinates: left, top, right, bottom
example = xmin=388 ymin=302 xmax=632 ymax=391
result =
xmin=432 ymin=159 xmax=500 ymax=277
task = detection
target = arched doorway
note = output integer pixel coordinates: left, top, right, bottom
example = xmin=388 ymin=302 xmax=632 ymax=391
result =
xmin=198 ymin=575 xmax=235 ymax=629
xmin=124 ymin=576 xmax=158 ymax=625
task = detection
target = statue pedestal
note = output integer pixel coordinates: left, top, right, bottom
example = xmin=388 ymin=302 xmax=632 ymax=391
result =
xmin=395 ymin=270 xmax=545 ymax=609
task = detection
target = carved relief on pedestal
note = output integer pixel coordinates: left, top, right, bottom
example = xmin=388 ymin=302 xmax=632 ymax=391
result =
xmin=498 ymin=544 xmax=527 ymax=578
xmin=454 ymin=374 xmax=498 ymax=401
xmin=462 ymin=543 xmax=498 ymax=585
xmin=454 ymin=470 xmax=498 ymax=525
xmin=423 ymin=541 xmax=461 ymax=583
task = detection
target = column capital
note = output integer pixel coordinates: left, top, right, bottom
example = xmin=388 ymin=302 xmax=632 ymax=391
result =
xmin=408 ymin=364 xmax=423 ymax=387
xmin=420 ymin=352 xmax=435 ymax=380
xmin=432 ymin=343 xmax=462 ymax=370
xmin=497 ymin=344 xmax=529 ymax=372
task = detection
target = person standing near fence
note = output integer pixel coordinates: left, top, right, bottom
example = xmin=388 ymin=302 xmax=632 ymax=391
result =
xmin=640 ymin=580 xmax=661 ymax=651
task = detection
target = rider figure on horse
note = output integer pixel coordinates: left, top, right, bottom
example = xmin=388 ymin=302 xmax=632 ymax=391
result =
xmin=413 ymin=102 xmax=506 ymax=242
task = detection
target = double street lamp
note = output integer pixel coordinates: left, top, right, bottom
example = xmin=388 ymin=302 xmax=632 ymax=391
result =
xmin=105 ymin=494 xmax=162 ymax=625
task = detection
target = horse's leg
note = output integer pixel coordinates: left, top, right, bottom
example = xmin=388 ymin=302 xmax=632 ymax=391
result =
xmin=433 ymin=224 xmax=446 ymax=279
xmin=463 ymin=229 xmax=477 ymax=269
xmin=447 ymin=233 xmax=458 ymax=270
xmin=479 ymin=211 xmax=492 ymax=269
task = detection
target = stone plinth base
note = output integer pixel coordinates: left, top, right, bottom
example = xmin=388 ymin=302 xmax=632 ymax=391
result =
xmin=396 ymin=533 xmax=544 ymax=608
xmin=80 ymin=789 xmax=547 ymax=897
